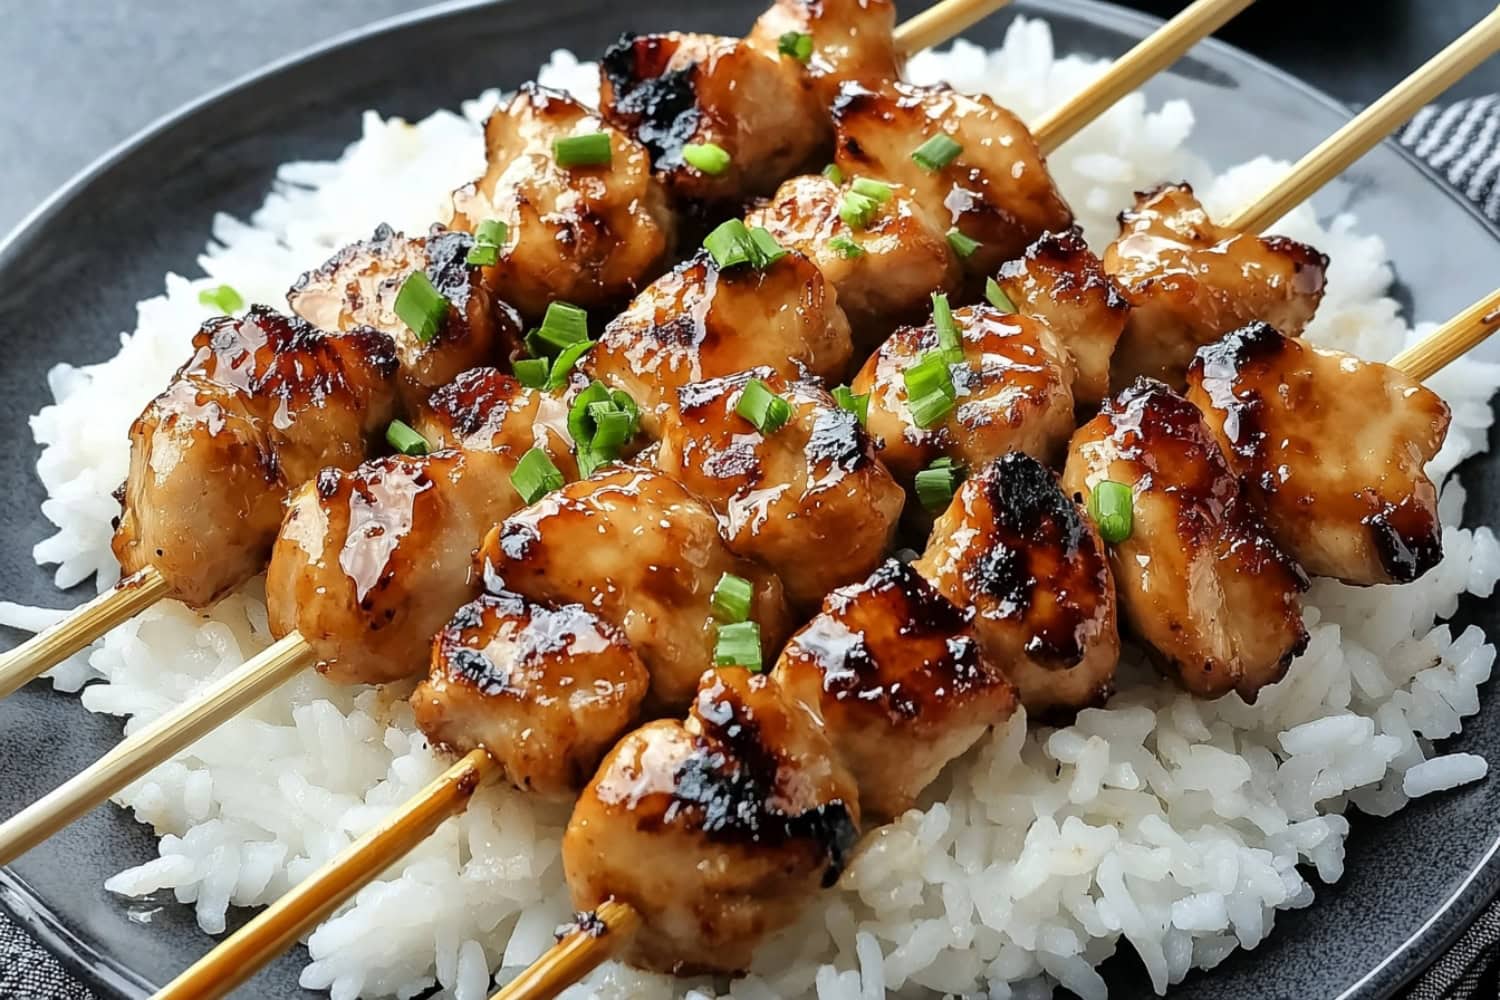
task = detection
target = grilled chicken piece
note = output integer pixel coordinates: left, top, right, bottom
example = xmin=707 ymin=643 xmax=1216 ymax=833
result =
xmin=772 ymin=559 xmax=1015 ymax=820
xmin=656 ymin=368 xmax=905 ymax=609
xmin=563 ymin=667 xmax=859 ymax=975
xmin=113 ymin=308 xmax=399 ymax=607
xmin=479 ymin=466 xmax=793 ymax=709
xmin=266 ymin=380 xmax=579 ymax=686
xmin=449 ymin=84 xmax=674 ymax=321
xmin=832 ymin=81 xmax=1073 ymax=281
xmin=852 ymin=304 xmax=1076 ymax=482
xmin=993 ymin=228 xmax=1129 ymax=408
xmin=1185 ymin=322 xmax=1451 ymax=585
xmin=745 ymin=173 xmax=961 ymax=352
xmin=1062 ymin=379 xmax=1309 ymax=701
xmin=412 ymin=591 xmax=649 ymax=798
xmin=746 ymin=0 xmax=901 ymax=109
xmin=914 ymin=453 xmax=1119 ymax=718
xmin=584 ymin=249 xmax=854 ymax=435
xmin=600 ymin=32 xmax=827 ymax=205
xmin=413 ymin=366 xmax=581 ymax=461
xmin=1104 ymin=183 xmax=1329 ymax=389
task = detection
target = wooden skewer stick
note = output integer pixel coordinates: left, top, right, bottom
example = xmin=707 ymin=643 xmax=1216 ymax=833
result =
xmin=894 ymin=0 xmax=1014 ymax=55
xmin=152 ymin=749 xmax=498 ymax=1000
xmin=0 ymin=568 xmax=170 ymax=700
xmin=491 ymin=900 xmax=643 ymax=1000
xmin=1391 ymin=287 xmax=1500 ymax=382
xmin=1033 ymin=0 xmax=1257 ymax=154
xmin=1226 ymin=5 xmax=1500 ymax=235
xmin=0 ymin=633 xmax=312 ymax=865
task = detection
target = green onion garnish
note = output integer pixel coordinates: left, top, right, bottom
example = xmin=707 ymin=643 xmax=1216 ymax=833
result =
xmin=911 ymin=133 xmax=963 ymax=172
xmin=568 ymin=380 xmax=640 ymax=477
xmin=702 ymin=220 xmax=788 ymax=270
xmin=946 ymin=228 xmax=981 ymax=259
xmin=465 ymin=219 xmax=509 ymax=266
xmin=915 ymin=456 xmax=966 ymax=513
xmin=198 ymin=284 xmax=244 ymax=315
xmin=850 ymin=177 xmax=893 ymax=203
xmin=554 ymin=132 xmax=612 ymax=168
xmin=831 ymin=385 xmax=869 ymax=427
xmin=711 ymin=573 xmax=754 ymax=623
xmin=394 ymin=271 xmax=449 ymax=344
xmin=1087 ymin=480 xmax=1134 ymax=544
xmin=838 ymin=191 xmax=880 ymax=229
xmin=511 ymin=447 xmax=565 ymax=504
xmin=828 ymin=235 xmax=865 ymax=259
xmin=513 ymin=357 xmax=550 ymax=389
xmin=778 ymin=31 xmax=814 ymax=62
xmin=385 ymin=419 xmax=430 ymax=456
xmin=985 ymin=277 xmax=1017 ymax=313
xmin=683 ymin=142 xmax=731 ymax=175
xmin=903 ymin=353 xmax=957 ymax=429
xmin=546 ymin=339 xmax=595 ymax=390
xmin=736 ymin=378 xmax=793 ymax=434
xmin=747 ymin=227 xmax=788 ymax=267
xmin=526 ymin=301 xmax=590 ymax=358
xmin=932 ymin=291 xmax=965 ymax=365
xmin=822 ymin=163 xmax=844 ymax=185
xmin=714 ymin=620 xmax=763 ymax=671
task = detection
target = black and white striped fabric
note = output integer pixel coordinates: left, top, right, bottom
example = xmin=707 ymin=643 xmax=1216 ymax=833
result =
xmin=1401 ymin=96 xmax=1500 ymax=222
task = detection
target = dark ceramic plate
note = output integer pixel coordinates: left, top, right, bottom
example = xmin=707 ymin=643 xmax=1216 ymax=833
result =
xmin=1 ymin=0 xmax=1497 ymax=997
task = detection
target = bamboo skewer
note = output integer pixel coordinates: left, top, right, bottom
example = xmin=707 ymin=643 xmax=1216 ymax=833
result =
xmin=1391 ymin=288 xmax=1500 ymax=382
xmin=894 ymin=0 xmax=1013 ymax=54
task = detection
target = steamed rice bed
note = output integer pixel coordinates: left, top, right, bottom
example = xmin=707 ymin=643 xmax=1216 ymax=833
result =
xmin=2 ymin=19 xmax=1499 ymax=1000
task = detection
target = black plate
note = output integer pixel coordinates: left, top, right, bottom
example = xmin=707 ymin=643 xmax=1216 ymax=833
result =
xmin=1 ymin=1 xmax=1497 ymax=997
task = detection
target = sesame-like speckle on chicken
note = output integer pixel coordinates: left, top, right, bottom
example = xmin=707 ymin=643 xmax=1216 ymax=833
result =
xmin=831 ymin=81 xmax=1073 ymax=281
xmin=772 ymin=559 xmax=1016 ymax=820
xmin=1186 ymin=322 xmax=1451 ymax=585
xmin=994 ymin=228 xmax=1129 ymax=408
xmin=745 ymin=173 xmax=961 ymax=352
xmin=1062 ymin=378 xmax=1309 ymax=701
xmin=851 ymin=303 xmax=1076 ymax=482
xmin=1104 ymin=182 xmax=1328 ymax=389
xmin=600 ymin=32 xmax=828 ymax=205
xmin=413 ymin=591 xmax=649 ymax=798
xmin=657 ymin=368 xmax=905 ymax=609
xmin=479 ymin=466 xmax=793 ymax=709
xmin=289 ymin=224 xmax=521 ymax=406
xmin=448 ymin=84 xmax=674 ymax=321
xmin=914 ymin=453 xmax=1119 ymax=718
xmin=112 ymin=308 xmax=399 ymax=608
xmin=563 ymin=667 xmax=859 ymax=974
xmin=584 ymin=248 xmax=854 ymax=436
xmin=747 ymin=0 xmax=901 ymax=109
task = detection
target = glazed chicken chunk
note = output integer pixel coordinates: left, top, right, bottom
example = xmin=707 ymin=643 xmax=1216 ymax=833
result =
xmin=656 ymin=368 xmax=905 ymax=609
xmin=993 ymin=228 xmax=1129 ymax=408
xmin=412 ymin=366 xmax=581 ymax=465
xmin=479 ymin=466 xmax=793 ymax=708
xmin=1186 ymin=322 xmax=1452 ymax=585
xmin=267 ymin=378 xmax=579 ymax=686
xmin=914 ymin=453 xmax=1119 ymax=718
xmin=449 ymin=84 xmax=674 ymax=320
xmin=745 ymin=173 xmax=961 ymax=352
xmin=1104 ymin=182 xmax=1329 ymax=389
xmin=113 ymin=308 xmax=399 ymax=607
xmin=412 ymin=591 xmax=649 ymax=798
xmin=832 ymin=81 xmax=1073 ymax=280
xmin=772 ymin=559 xmax=1016 ymax=820
xmin=852 ymin=303 xmax=1076 ymax=482
xmin=1062 ymin=379 xmax=1309 ymax=701
xmin=584 ymin=248 xmax=854 ymax=435
xmin=746 ymin=0 xmax=901 ymax=109
xmin=289 ymin=224 xmax=521 ymax=406
xmin=563 ymin=667 xmax=859 ymax=974
xmin=600 ymin=31 xmax=827 ymax=204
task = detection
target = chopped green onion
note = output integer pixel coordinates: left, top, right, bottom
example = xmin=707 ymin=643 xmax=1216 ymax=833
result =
xmin=932 ymin=292 xmax=963 ymax=363
xmin=850 ymin=177 xmax=893 ymax=203
xmin=778 ymin=31 xmax=813 ymax=62
xmin=588 ymin=402 xmax=636 ymax=453
xmin=838 ymin=191 xmax=880 ymax=229
xmin=946 ymin=228 xmax=981 ymax=259
xmin=702 ymin=220 xmax=787 ymax=270
xmin=385 ymin=419 xmax=430 ymax=456
xmin=683 ymin=142 xmax=731 ymax=175
xmin=546 ymin=339 xmax=595 ymax=390
xmin=915 ymin=457 xmax=966 ymax=513
xmin=985 ymin=277 xmax=1017 ymax=313
xmin=831 ymin=385 xmax=869 ymax=427
xmin=198 ymin=284 xmax=244 ymax=314
xmin=711 ymin=573 xmax=754 ymax=623
xmin=465 ymin=243 xmax=499 ymax=267
xmin=828 ymin=235 xmax=865 ymax=259
xmin=554 ymin=132 xmax=612 ymax=168
xmin=822 ymin=163 xmax=844 ymax=184
xmin=714 ymin=620 xmax=763 ymax=671
xmin=394 ymin=271 xmax=449 ymax=344
xmin=569 ymin=380 xmax=640 ymax=477
xmin=511 ymin=447 xmax=564 ymax=504
xmin=903 ymin=353 xmax=957 ymax=429
xmin=747 ymin=227 xmax=788 ymax=267
xmin=736 ymin=378 xmax=793 ymax=434
xmin=1087 ymin=479 xmax=1134 ymax=544
xmin=526 ymin=301 xmax=589 ymax=358
xmin=911 ymin=133 xmax=963 ymax=171
xmin=513 ymin=357 xmax=550 ymax=389
xmin=465 ymin=219 xmax=509 ymax=266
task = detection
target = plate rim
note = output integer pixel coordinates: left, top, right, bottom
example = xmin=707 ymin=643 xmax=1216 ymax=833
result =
xmin=1 ymin=1 xmax=1497 ymax=997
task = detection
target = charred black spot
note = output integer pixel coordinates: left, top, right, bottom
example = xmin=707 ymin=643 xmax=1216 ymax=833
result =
xmin=805 ymin=408 xmax=867 ymax=472
xmin=315 ymin=467 xmax=344 ymax=499
xmin=427 ymin=367 xmax=519 ymax=438
xmin=496 ymin=521 xmax=540 ymax=564
xmin=677 ymin=369 xmax=754 ymax=415
xmin=984 ymin=453 xmax=1084 ymax=547
xmin=445 ymin=645 xmax=510 ymax=696
xmin=447 ymin=598 xmax=486 ymax=632
xmin=601 ymin=33 xmax=701 ymax=169
xmin=424 ymin=226 xmax=479 ymax=319
xmin=1365 ymin=498 xmax=1444 ymax=583
xmin=998 ymin=227 xmax=1128 ymax=311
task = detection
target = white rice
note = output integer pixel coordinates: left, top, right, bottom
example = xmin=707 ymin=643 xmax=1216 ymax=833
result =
xmin=3 ymin=17 xmax=1499 ymax=1000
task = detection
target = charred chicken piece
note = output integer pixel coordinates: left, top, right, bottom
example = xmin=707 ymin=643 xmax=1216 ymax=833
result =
xmin=747 ymin=0 xmax=901 ymax=109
